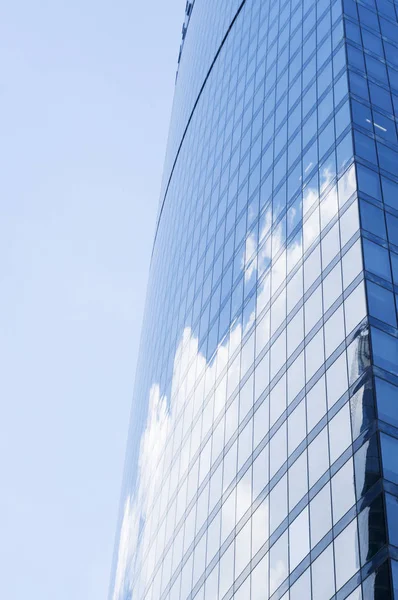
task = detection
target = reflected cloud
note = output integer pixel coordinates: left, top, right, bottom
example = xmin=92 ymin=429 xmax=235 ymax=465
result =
xmin=111 ymin=164 xmax=357 ymax=599
xmin=242 ymin=233 xmax=257 ymax=282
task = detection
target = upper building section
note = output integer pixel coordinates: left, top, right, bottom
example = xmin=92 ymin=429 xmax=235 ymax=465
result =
xmin=176 ymin=1 xmax=194 ymax=73
xmin=159 ymin=0 xmax=244 ymax=206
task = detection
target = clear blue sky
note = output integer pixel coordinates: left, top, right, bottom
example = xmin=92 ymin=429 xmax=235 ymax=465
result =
xmin=0 ymin=1 xmax=185 ymax=598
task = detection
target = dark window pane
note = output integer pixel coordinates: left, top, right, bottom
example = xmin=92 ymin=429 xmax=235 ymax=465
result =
xmin=381 ymin=433 xmax=398 ymax=484
xmin=372 ymin=327 xmax=398 ymax=377
xmin=366 ymin=55 xmax=389 ymax=85
xmin=369 ymin=82 xmax=393 ymax=113
xmin=392 ymin=252 xmax=398 ymax=285
xmin=360 ymin=200 xmax=387 ymax=240
xmin=373 ymin=111 xmax=397 ymax=144
xmin=387 ymin=213 xmax=398 ymax=246
xmin=349 ymin=70 xmax=370 ymax=100
xmin=352 ymin=99 xmax=373 ymax=131
xmin=375 ymin=377 xmax=398 ymax=428
xmin=381 ymin=176 xmax=398 ymax=211
xmin=357 ymin=164 xmax=381 ymax=200
xmin=367 ymin=281 xmax=396 ymax=326
xmin=386 ymin=494 xmax=398 ymax=548
xmin=355 ymin=130 xmax=377 ymax=163
xmin=378 ymin=143 xmax=398 ymax=176
xmin=363 ymin=239 xmax=391 ymax=280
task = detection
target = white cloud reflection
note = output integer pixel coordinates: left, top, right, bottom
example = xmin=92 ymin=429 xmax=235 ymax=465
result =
xmin=111 ymin=164 xmax=357 ymax=600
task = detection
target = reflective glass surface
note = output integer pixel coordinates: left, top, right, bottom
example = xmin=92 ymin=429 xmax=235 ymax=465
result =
xmin=109 ymin=0 xmax=398 ymax=598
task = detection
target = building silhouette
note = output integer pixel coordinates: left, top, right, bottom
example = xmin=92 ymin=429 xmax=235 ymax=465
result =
xmin=110 ymin=0 xmax=398 ymax=598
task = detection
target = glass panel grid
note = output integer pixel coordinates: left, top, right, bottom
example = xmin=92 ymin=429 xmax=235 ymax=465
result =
xmin=109 ymin=0 xmax=398 ymax=598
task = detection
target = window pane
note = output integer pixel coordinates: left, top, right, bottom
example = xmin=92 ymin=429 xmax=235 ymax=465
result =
xmin=310 ymin=482 xmax=332 ymax=547
xmin=269 ymin=531 xmax=288 ymax=594
xmin=386 ymin=494 xmax=398 ymax=546
xmin=381 ymin=433 xmax=398 ymax=485
xmin=305 ymin=329 xmax=325 ymax=380
xmin=290 ymin=569 xmax=311 ymax=600
xmin=326 ymin=352 xmax=348 ymax=409
xmin=345 ymin=281 xmax=367 ymax=334
xmin=323 ymin=262 xmax=342 ymax=312
xmin=329 ymin=403 xmax=352 ymax=464
xmin=331 ymin=458 xmax=356 ymax=523
xmin=235 ymin=519 xmax=251 ymax=577
xmin=334 ymin=518 xmax=360 ymax=590
xmin=288 ymin=399 xmax=306 ymax=455
xmin=306 ymin=375 xmax=327 ymax=431
xmin=375 ymin=377 xmax=398 ymax=428
xmin=311 ymin=544 xmax=335 ymax=600
xmin=289 ymin=507 xmax=310 ymax=570
xmin=270 ymin=474 xmax=288 ymax=533
xmin=342 ymin=239 xmax=363 ymax=289
xmin=372 ymin=327 xmax=398 ymax=377
xmin=324 ymin=305 xmax=345 ymax=358
xmin=367 ymin=281 xmax=397 ymax=328
xmin=251 ymin=552 xmax=269 ymax=599
xmin=308 ymin=427 xmax=329 ymax=487
xmin=252 ymin=498 xmax=269 ymax=556
xmin=269 ymin=421 xmax=287 ymax=478
xmin=363 ymin=239 xmax=391 ymax=281
xmin=288 ymin=451 xmax=308 ymax=511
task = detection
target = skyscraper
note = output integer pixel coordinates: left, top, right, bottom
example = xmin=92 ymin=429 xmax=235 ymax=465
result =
xmin=109 ymin=0 xmax=398 ymax=598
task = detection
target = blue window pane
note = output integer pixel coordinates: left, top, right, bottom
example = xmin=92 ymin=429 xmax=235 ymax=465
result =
xmin=381 ymin=176 xmax=398 ymax=211
xmin=343 ymin=0 xmax=358 ymax=19
xmin=345 ymin=21 xmax=362 ymax=44
xmin=303 ymin=111 xmax=317 ymax=148
xmin=366 ymin=55 xmax=389 ymax=85
xmin=335 ymin=101 xmax=351 ymax=139
xmin=351 ymin=100 xmax=373 ymax=131
xmin=388 ymin=66 xmax=398 ymax=93
xmin=378 ymin=143 xmax=398 ymax=176
xmin=302 ymin=84 xmax=316 ymax=121
xmin=380 ymin=18 xmax=398 ymax=43
xmin=334 ymin=71 xmax=348 ymax=106
xmin=392 ymin=94 xmax=398 ymax=119
xmin=372 ymin=327 xmax=398 ymax=377
xmin=354 ymin=130 xmax=377 ymax=163
xmin=358 ymin=4 xmax=378 ymax=29
xmin=376 ymin=377 xmax=398 ymax=428
xmin=287 ymin=196 xmax=302 ymax=236
xmin=391 ymin=252 xmax=398 ymax=286
xmin=381 ymin=433 xmax=398 ymax=484
xmin=385 ymin=42 xmax=398 ymax=69
xmin=369 ymin=82 xmax=393 ymax=113
xmin=349 ymin=71 xmax=369 ymax=101
xmin=347 ymin=45 xmax=365 ymax=72
xmin=357 ymin=164 xmax=381 ymax=200
xmin=354 ymin=436 xmax=380 ymax=497
xmin=367 ymin=281 xmax=397 ymax=326
xmin=336 ymin=131 xmax=353 ymax=173
xmin=377 ymin=1 xmax=395 ymax=20
xmin=360 ymin=200 xmax=387 ymax=240
xmin=363 ymin=239 xmax=392 ymax=281
xmin=362 ymin=29 xmax=384 ymax=56
xmin=387 ymin=213 xmax=398 ymax=247
xmin=319 ymin=121 xmax=335 ymax=163
xmin=373 ymin=112 xmax=398 ymax=144
xmin=393 ymin=560 xmax=398 ymax=597
xmin=288 ymin=165 xmax=301 ymax=201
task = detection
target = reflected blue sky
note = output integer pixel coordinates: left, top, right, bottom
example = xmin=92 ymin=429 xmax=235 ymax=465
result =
xmin=0 ymin=1 xmax=185 ymax=599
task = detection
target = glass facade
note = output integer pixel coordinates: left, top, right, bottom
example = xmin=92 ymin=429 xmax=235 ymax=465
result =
xmin=109 ymin=0 xmax=398 ymax=598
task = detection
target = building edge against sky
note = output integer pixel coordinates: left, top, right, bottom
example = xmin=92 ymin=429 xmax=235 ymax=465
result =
xmin=109 ymin=0 xmax=398 ymax=598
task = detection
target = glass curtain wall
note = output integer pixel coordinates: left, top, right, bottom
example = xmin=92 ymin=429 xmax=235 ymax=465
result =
xmin=109 ymin=0 xmax=398 ymax=598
